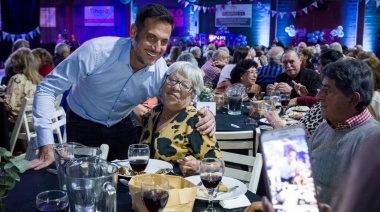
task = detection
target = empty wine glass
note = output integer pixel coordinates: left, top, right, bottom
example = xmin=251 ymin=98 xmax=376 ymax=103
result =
xmin=200 ymin=158 xmax=224 ymax=212
xmin=141 ymin=176 xmax=170 ymax=212
xmin=36 ymin=190 xmax=69 ymax=212
xmin=128 ymin=144 xmax=150 ymax=175
xmin=263 ymin=96 xmax=274 ymax=112
xmin=280 ymin=94 xmax=290 ymax=115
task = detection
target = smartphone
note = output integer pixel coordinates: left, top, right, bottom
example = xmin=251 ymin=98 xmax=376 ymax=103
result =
xmin=260 ymin=127 xmax=318 ymax=212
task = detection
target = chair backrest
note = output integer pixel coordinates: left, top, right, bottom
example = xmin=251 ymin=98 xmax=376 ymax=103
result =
xmin=216 ymin=130 xmax=255 ymax=156
xmin=9 ymin=97 xmax=35 ymax=154
xmin=221 ymin=151 xmax=263 ymax=193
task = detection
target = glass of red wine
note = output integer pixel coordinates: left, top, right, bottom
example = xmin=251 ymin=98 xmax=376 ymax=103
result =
xmin=128 ymin=144 xmax=150 ymax=175
xmin=200 ymin=158 xmax=224 ymax=212
xmin=280 ymin=93 xmax=290 ymax=115
xmin=141 ymin=176 xmax=170 ymax=212
xmin=245 ymin=87 xmax=256 ymax=101
xmin=36 ymin=190 xmax=69 ymax=212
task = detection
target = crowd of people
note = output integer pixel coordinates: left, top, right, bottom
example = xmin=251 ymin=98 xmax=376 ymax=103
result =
xmin=1 ymin=3 xmax=380 ymax=211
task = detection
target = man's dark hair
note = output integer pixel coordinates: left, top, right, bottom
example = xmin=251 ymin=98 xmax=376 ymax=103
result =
xmin=319 ymin=49 xmax=343 ymax=67
xmin=322 ymin=59 xmax=374 ymax=112
xmin=135 ymin=4 xmax=174 ymax=30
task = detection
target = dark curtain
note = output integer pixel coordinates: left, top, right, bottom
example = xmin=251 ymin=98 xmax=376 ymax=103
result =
xmin=0 ymin=0 xmax=40 ymax=61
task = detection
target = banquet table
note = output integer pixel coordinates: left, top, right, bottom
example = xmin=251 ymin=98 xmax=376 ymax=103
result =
xmin=2 ymin=167 xmax=261 ymax=212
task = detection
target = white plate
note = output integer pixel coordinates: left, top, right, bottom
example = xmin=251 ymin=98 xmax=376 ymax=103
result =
xmin=184 ymin=175 xmax=247 ymax=201
xmin=287 ymin=106 xmax=310 ymax=113
xmin=259 ymin=118 xmax=298 ymax=125
xmin=113 ymin=159 xmax=173 ymax=178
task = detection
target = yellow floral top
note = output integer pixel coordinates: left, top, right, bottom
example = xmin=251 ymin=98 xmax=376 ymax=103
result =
xmin=4 ymin=74 xmax=37 ymax=123
xmin=140 ymin=104 xmax=222 ymax=166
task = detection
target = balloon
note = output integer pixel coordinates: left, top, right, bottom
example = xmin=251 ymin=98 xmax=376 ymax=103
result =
xmin=285 ymin=27 xmax=290 ymax=33
xmin=319 ymin=37 xmax=324 ymax=42
xmin=337 ymin=25 xmax=343 ymax=31
xmin=120 ymin=0 xmax=131 ymax=4
xmin=338 ymin=31 xmax=344 ymax=38
xmin=331 ymin=30 xmax=338 ymax=37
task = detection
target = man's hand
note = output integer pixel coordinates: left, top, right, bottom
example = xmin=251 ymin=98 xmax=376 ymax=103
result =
xmin=276 ymin=82 xmax=292 ymax=94
xmin=133 ymin=104 xmax=149 ymax=126
xmin=266 ymin=84 xmax=276 ymax=96
xmin=292 ymin=80 xmax=308 ymax=97
xmin=212 ymin=60 xmax=227 ymax=68
xmin=28 ymin=144 xmax=55 ymax=170
xmin=196 ymin=108 xmax=216 ymax=136
xmin=177 ymin=155 xmax=200 ymax=176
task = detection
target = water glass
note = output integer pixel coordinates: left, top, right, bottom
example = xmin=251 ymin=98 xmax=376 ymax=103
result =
xmin=141 ymin=176 xmax=170 ymax=212
xmin=36 ymin=190 xmax=69 ymax=212
xmin=270 ymin=90 xmax=281 ymax=105
xmin=263 ymin=96 xmax=274 ymax=112
xmin=128 ymin=144 xmax=150 ymax=175
xmin=200 ymin=158 xmax=224 ymax=212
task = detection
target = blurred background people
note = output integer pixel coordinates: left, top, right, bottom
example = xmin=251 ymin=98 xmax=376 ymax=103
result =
xmin=32 ymin=48 xmax=55 ymax=77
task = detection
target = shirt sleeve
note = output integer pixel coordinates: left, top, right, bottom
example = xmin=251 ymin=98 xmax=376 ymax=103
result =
xmin=33 ymin=40 xmax=99 ymax=147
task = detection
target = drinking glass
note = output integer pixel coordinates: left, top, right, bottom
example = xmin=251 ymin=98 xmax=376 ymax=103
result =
xmin=200 ymin=158 xmax=224 ymax=212
xmin=263 ymin=96 xmax=274 ymax=112
xmin=128 ymin=144 xmax=150 ymax=175
xmin=256 ymin=91 xmax=265 ymax=100
xmin=36 ymin=190 xmax=69 ymax=212
xmin=270 ymin=90 xmax=281 ymax=106
xmin=141 ymin=176 xmax=170 ymax=212
xmin=280 ymin=94 xmax=290 ymax=115
xmin=245 ymin=87 xmax=256 ymax=101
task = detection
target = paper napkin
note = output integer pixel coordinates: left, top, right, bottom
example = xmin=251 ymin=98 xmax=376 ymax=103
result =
xmin=219 ymin=195 xmax=251 ymax=209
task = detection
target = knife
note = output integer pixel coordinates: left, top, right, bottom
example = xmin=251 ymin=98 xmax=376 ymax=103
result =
xmin=46 ymin=168 xmax=58 ymax=175
xmin=119 ymin=179 xmax=129 ymax=187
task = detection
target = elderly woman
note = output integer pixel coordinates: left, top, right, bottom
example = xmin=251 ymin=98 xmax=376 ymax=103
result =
xmin=32 ymin=48 xmax=55 ymax=77
xmin=139 ymin=61 xmax=222 ymax=175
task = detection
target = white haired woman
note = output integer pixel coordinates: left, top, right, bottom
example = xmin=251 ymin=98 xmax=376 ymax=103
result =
xmin=139 ymin=61 xmax=222 ymax=176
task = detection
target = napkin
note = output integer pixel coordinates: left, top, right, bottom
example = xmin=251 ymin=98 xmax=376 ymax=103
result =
xmin=219 ymin=195 xmax=251 ymax=209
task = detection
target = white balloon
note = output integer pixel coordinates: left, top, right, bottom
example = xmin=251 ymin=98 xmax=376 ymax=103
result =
xmin=338 ymin=31 xmax=344 ymax=38
xmin=331 ymin=30 xmax=338 ymax=37
xmin=337 ymin=25 xmax=343 ymax=31
xmin=285 ymin=27 xmax=290 ymax=32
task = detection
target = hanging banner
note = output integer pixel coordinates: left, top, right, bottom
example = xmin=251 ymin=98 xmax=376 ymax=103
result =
xmin=84 ymin=6 xmax=114 ymax=26
xmin=215 ymin=4 xmax=252 ymax=27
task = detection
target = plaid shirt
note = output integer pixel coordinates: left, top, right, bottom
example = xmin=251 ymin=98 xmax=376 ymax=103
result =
xmin=334 ymin=108 xmax=372 ymax=130
xmin=201 ymin=60 xmax=222 ymax=89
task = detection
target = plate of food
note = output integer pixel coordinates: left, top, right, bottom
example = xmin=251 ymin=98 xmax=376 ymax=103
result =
xmin=113 ymin=159 xmax=173 ymax=178
xmin=259 ymin=117 xmax=298 ymax=125
xmin=184 ymin=175 xmax=247 ymax=201
xmin=286 ymin=111 xmax=304 ymax=120
xmin=288 ymin=106 xmax=310 ymax=113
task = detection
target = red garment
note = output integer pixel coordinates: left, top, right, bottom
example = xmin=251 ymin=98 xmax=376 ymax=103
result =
xmin=335 ymin=109 xmax=372 ymax=130
xmin=297 ymin=96 xmax=318 ymax=107
xmin=39 ymin=65 xmax=54 ymax=77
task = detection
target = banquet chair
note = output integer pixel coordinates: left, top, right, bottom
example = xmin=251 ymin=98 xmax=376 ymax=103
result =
xmin=221 ymin=151 xmax=263 ymax=193
xmin=216 ymin=130 xmax=256 ymax=156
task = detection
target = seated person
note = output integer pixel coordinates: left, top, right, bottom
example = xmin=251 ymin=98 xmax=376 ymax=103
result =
xmin=138 ymin=61 xmax=222 ymax=176
xmin=214 ymin=59 xmax=261 ymax=95
xmin=32 ymin=48 xmax=55 ymax=77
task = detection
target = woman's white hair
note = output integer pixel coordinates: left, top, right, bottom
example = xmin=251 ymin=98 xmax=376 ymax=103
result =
xmin=165 ymin=61 xmax=204 ymax=100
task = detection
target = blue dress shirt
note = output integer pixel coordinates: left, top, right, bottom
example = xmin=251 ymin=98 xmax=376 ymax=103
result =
xmin=33 ymin=37 xmax=168 ymax=147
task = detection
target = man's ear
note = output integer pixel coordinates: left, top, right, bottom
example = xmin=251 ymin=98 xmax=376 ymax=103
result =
xmin=130 ymin=24 xmax=137 ymax=39
xmin=349 ymin=92 xmax=360 ymax=107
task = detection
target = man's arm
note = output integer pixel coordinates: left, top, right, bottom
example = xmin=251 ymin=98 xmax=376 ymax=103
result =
xmin=195 ymin=108 xmax=216 ymax=136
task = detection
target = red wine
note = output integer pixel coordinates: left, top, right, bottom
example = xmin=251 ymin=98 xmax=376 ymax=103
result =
xmin=130 ymin=159 xmax=148 ymax=172
xmin=36 ymin=201 xmax=69 ymax=212
xmin=247 ymin=92 xmax=255 ymax=99
xmin=142 ymin=189 xmax=169 ymax=212
xmin=201 ymin=174 xmax=222 ymax=189
xmin=281 ymin=100 xmax=290 ymax=107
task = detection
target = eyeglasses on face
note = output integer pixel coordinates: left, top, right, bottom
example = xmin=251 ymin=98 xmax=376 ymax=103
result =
xmin=165 ymin=75 xmax=193 ymax=92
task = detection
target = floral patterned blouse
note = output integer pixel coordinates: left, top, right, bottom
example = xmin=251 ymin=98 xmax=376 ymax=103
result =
xmin=140 ymin=104 xmax=222 ymax=166
xmin=4 ymin=74 xmax=37 ymax=123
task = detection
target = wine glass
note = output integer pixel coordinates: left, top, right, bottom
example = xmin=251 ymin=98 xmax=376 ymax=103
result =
xmin=270 ymin=90 xmax=281 ymax=106
xmin=263 ymin=96 xmax=274 ymax=112
xmin=200 ymin=158 xmax=224 ymax=212
xmin=128 ymin=144 xmax=150 ymax=175
xmin=141 ymin=176 xmax=170 ymax=212
xmin=36 ymin=190 xmax=69 ymax=212
xmin=245 ymin=87 xmax=256 ymax=101
xmin=280 ymin=93 xmax=290 ymax=115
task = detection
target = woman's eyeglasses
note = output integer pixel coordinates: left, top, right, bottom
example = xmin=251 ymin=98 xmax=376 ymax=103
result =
xmin=165 ymin=75 xmax=193 ymax=92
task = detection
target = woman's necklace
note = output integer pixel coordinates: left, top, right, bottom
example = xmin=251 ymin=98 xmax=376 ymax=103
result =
xmin=160 ymin=110 xmax=179 ymax=121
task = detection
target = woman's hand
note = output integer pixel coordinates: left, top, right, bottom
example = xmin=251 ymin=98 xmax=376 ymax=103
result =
xmin=177 ymin=155 xmax=200 ymax=176
xmin=264 ymin=111 xmax=284 ymax=129
xmin=196 ymin=109 xmax=216 ymax=136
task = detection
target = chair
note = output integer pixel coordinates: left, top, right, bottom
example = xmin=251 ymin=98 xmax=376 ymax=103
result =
xmin=221 ymin=151 xmax=263 ymax=193
xmin=216 ymin=130 xmax=256 ymax=156
xmin=9 ymin=96 xmax=67 ymax=159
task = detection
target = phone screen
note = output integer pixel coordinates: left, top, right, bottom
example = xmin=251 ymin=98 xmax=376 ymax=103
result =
xmin=260 ymin=127 xmax=318 ymax=212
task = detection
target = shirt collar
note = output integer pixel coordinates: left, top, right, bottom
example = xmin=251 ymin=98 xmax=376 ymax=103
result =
xmin=329 ymin=108 xmax=372 ymax=130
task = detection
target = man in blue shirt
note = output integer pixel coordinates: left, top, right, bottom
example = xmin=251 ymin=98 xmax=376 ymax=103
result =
xmin=29 ymin=4 xmax=215 ymax=169
xmin=256 ymin=46 xmax=285 ymax=90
